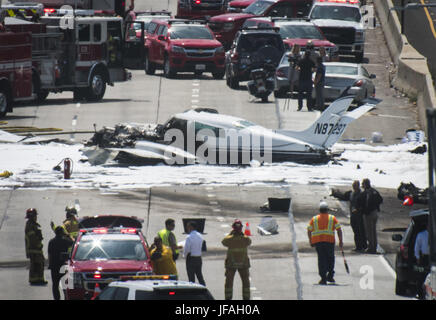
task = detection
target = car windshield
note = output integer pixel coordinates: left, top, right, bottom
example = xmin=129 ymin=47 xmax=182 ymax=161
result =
xmin=243 ymin=0 xmax=271 ymax=15
xmin=134 ymin=16 xmax=170 ymax=30
xmin=74 ymin=236 xmax=147 ymax=261
xmin=170 ymin=26 xmax=214 ymax=40
xmin=310 ymin=6 xmax=361 ymax=22
xmin=238 ymin=34 xmax=283 ymax=52
xmin=326 ymin=65 xmax=358 ymax=75
xmin=278 ymin=25 xmax=324 ymax=39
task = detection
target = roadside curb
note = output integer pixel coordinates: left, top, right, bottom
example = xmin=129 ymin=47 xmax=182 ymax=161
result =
xmin=374 ymin=0 xmax=436 ymax=133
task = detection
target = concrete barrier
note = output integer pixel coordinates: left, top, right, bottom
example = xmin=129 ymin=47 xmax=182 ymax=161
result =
xmin=374 ymin=0 xmax=436 ymax=133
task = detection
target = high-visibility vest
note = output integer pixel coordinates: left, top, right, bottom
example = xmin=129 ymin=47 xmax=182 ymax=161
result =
xmin=308 ymin=214 xmax=340 ymax=244
xmin=158 ymin=229 xmax=179 ymax=255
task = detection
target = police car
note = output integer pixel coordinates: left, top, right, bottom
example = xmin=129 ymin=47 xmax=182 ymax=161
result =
xmin=94 ymin=275 xmax=215 ymax=300
xmin=308 ymin=0 xmax=366 ymax=62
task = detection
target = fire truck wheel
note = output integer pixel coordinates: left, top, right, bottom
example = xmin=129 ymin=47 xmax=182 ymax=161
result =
xmin=87 ymin=73 xmax=106 ymax=101
xmin=164 ymin=57 xmax=176 ymax=79
xmin=145 ymin=55 xmax=156 ymax=75
xmin=0 ymin=89 xmax=8 ymax=118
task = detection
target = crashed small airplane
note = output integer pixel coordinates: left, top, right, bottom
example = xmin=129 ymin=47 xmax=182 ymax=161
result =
xmin=82 ymin=96 xmax=380 ymax=166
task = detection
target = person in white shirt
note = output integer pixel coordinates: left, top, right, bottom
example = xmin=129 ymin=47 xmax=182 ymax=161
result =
xmin=184 ymin=222 xmax=206 ymax=286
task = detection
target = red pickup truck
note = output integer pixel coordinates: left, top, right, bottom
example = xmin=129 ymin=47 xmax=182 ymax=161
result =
xmin=144 ymin=20 xmax=225 ymax=79
xmin=208 ymin=0 xmax=313 ymax=49
xmin=176 ymin=0 xmax=229 ymax=19
xmin=0 ymin=27 xmax=33 ymax=118
xmin=64 ymin=216 xmax=152 ymax=300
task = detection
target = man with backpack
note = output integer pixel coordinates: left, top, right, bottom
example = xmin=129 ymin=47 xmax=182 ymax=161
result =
xmin=361 ymin=178 xmax=383 ymax=254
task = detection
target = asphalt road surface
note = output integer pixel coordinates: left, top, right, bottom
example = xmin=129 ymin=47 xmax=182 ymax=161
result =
xmin=0 ymin=0 xmax=424 ymax=300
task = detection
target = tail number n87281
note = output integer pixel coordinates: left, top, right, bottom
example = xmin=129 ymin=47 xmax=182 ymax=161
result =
xmin=314 ymin=123 xmax=346 ymax=135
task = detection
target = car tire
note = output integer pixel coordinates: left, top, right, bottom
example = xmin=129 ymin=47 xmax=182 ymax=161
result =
xmin=164 ymin=57 xmax=176 ymax=79
xmin=274 ymin=88 xmax=287 ymax=98
xmin=395 ymin=278 xmax=408 ymax=296
xmin=261 ymin=93 xmax=269 ymax=103
xmin=145 ymin=54 xmax=156 ymax=75
xmin=0 ymin=88 xmax=9 ymax=118
xmin=212 ymin=71 xmax=225 ymax=80
xmin=86 ymin=72 xmax=106 ymax=101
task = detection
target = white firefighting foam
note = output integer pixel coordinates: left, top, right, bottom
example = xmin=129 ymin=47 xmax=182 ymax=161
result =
xmin=0 ymin=141 xmax=428 ymax=190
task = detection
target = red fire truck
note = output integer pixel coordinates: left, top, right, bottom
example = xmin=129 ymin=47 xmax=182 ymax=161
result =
xmin=3 ymin=5 xmax=133 ymax=104
xmin=0 ymin=27 xmax=33 ymax=118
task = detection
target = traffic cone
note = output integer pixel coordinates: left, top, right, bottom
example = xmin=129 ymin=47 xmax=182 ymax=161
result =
xmin=244 ymin=222 xmax=252 ymax=236
xmin=403 ymin=196 xmax=414 ymax=206
xmin=91 ymin=282 xmax=101 ymax=300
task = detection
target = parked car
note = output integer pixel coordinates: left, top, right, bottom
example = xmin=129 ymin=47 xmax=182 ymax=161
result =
xmin=208 ymin=0 xmax=313 ymax=49
xmin=95 ymin=277 xmax=215 ymax=300
xmin=144 ymin=19 xmax=225 ymax=79
xmin=127 ymin=11 xmax=172 ymax=41
xmin=272 ymin=18 xmax=338 ymax=58
xmin=227 ymin=0 xmax=257 ymax=12
xmin=322 ymin=62 xmax=376 ymax=104
xmin=176 ymin=0 xmax=229 ymax=19
xmin=392 ymin=209 xmax=429 ymax=296
xmin=225 ymin=26 xmax=285 ymax=88
xmin=64 ymin=215 xmax=153 ymax=300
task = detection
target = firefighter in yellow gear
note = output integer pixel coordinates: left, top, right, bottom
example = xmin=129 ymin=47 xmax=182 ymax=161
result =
xmin=50 ymin=206 xmax=79 ymax=241
xmin=25 ymin=208 xmax=48 ymax=285
xmin=222 ymin=219 xmax=251 ymax=300
xmin=158 ymin=218 xmax=182 ymax=261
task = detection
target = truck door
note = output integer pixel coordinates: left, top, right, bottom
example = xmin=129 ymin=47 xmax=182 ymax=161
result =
xmin=123 ymin=21 xmax=145 ymax=69
xmin=156 ymin=25 xmax=168 ymax=66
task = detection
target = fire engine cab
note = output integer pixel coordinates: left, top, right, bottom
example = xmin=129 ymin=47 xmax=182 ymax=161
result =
xmin=2 ymin=4 xmax=132 ymax=105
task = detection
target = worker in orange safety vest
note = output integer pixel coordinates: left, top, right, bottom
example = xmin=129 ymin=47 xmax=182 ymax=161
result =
xmin=307 ymin=201 xmax=343 ymax=285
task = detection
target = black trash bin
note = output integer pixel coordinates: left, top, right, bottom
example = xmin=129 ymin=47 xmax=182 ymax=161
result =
xmin=182 ymin=218 xmax=206 ymax=234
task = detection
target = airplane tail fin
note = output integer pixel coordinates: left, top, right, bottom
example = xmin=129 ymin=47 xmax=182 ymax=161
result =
xmin=278 ymin=96 xmax=380 ymax=149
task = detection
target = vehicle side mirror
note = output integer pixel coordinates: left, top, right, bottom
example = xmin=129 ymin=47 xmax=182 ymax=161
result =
xmin=370 ymin=74 xmax=376 ymax=79
xmin=392 ymin=234 xmax=403 ymax=242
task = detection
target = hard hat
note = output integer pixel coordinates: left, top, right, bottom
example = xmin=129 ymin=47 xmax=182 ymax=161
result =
xmin=319 ymin=201 xmax=329 ymax=211
xmin=65 ymin=206 xmax=77 ymax=214
xmin=25 ymin=208 xmax=38 ymax=219
xmin=65 ymin=206 xmax=77 ymax=217
xmin=232 ymin=219 xmax=243 ymax=232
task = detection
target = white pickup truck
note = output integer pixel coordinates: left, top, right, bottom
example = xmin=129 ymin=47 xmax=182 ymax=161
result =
xmin=308 ymin=1 xmax=366 ymax=62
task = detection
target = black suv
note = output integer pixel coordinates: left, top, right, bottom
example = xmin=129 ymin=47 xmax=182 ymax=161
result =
xmin=392 ymin=209 xmax=429 ymax=296
xmin=225 ymin=27 xmax=285 ymax=89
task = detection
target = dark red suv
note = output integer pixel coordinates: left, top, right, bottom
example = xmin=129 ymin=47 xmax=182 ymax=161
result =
xmin=64 ymin=216 xmax=152 ymax=300
xmin=208 ymin=0 xmax=313 ymax=49
xmin=144 ymin=19 xmax=225 ymax=79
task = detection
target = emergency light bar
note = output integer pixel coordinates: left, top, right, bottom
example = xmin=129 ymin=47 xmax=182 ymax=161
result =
xmin=120 ymin=275 xmax=178 ymax=281
xmin=316 ymin=0 xmax=360 ymax=5
xmin=270 ymin=17 xmax=311 ymax=22
xmin=79 ymin=227 xmax=139 ymax=234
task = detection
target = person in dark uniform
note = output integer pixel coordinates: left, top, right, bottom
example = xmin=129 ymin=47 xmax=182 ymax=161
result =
xmin=297 ymin=50 xmax=316 ymax=111
xmin=349 ymin=180 xmax=367 ymax=252
xmin=48 ymin=226 xmax=73 ymax=300
xmin=25 ymin=208 xmax=48 ymax=286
